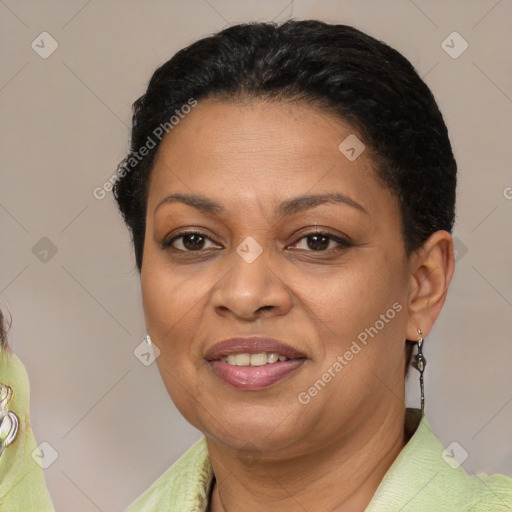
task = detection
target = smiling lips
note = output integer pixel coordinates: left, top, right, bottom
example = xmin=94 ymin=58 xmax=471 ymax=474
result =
xmin=205 ymin=336 xmax=307 ymax=390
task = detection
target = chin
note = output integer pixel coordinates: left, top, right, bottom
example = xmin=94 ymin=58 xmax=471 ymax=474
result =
xmin=197 ymin=401 xmax=307 ymax=453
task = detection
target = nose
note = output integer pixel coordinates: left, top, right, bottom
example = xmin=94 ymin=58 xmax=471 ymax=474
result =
xmin=211 ymin=243 xmax=292 ymax=321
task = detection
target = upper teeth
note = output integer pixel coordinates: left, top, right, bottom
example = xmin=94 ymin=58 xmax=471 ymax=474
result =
xmin=220 ymin=353 xmax=289 ymax=366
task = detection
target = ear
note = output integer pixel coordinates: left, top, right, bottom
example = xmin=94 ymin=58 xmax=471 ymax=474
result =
xmin=406 ymin=230 xmax=455 ymax=340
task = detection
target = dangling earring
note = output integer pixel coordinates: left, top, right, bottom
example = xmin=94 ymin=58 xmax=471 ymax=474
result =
xmin=144 ymin=334 xmax=152 ymax=346
xmin=412 ymin=329 xmax=427 ymax=416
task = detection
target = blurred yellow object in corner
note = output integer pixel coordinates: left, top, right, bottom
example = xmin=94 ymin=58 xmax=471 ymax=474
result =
xmin=0 ymin=349 xmax=55 ymax=511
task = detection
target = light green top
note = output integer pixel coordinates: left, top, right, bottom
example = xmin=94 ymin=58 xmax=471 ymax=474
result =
xmin=0 ymin=350 xmax=55 ymax=512
xmin=125 ymin=408 xmax=512 ymax=511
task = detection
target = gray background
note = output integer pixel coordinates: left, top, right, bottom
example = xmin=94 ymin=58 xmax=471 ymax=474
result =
xmin=1 ymin=0 xmax=511 ymax=510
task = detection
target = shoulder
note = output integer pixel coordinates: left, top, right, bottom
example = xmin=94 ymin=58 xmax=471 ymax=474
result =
xmin=461 ymin=472 xmax=512 ymax=511
xmin=366 ymin=412 xmax=512 ymax=512
xmin=415 ymin=417 xmax=512 ymax=511
xmin=125 ymin=436 xmax=213 ymax=512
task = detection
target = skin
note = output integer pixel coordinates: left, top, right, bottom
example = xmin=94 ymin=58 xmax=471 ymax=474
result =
xmin=140 ymin=97 xmax=455 ymax=511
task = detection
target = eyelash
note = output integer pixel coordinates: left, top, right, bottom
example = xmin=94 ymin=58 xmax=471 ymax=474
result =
xmin=161 ymin=229 xmax=352 ymax=254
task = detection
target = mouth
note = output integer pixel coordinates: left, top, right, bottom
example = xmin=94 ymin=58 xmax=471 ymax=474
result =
xmin=219 ymin=352 xmax=292 ymax=366
xmin=205 ymin=336 xmax=307 ymax=390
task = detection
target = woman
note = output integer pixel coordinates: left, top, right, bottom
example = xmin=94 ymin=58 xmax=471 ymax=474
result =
xmin=0 ymin=308 xmax=55 ymax=511
xmin=113 ymin=20 xmax=512 ymax=511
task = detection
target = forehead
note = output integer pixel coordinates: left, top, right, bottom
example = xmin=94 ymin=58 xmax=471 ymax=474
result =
xmin=153 ymin=97 xmax=369 ymax=164
xmin=147 ymin=97 xmax=393 ymax=217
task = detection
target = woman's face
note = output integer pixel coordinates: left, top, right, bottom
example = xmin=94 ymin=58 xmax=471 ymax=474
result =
xmin=141 ymin=97 xmax=415 ymax=454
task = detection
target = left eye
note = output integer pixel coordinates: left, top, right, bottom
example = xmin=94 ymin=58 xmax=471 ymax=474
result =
xmin=288 ymin=232 xmax=351 ymax=252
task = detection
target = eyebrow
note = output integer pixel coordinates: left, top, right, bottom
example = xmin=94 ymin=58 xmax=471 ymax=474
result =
xmin=154 ymin=192 xmax=368 ymax=217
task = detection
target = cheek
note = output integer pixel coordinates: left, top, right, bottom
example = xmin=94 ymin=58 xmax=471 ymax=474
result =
xmin=141 ymin=268 xmax=170 ymax=334
xmin=141 ymin=259 xmax=208 ymax=369
xmin=302 ymin=268 xmax=407 ymax=419
xmin=141 ymin=248 xmax=192 ymax=332
xmin=314 ymin=255 xmax=408 ymax=362
xmin=141 ymin=266 xmax=209 ymax=427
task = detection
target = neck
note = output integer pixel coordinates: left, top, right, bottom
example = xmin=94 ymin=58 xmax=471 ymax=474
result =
xmin=208 ymin=407 xmax=409 ymax=512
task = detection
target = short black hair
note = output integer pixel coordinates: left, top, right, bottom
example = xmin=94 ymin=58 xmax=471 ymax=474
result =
xmin=113 ymin=19 xmax=457 ymax=375
xmin=114 ymin=19 xmax=456 ymax=269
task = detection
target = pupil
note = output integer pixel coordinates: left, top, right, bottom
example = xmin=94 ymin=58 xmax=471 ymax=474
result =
xmin=184 ymin=234 xmax=204 ymax=250
xmin=308 ymin=234 xmax=329 ymax=251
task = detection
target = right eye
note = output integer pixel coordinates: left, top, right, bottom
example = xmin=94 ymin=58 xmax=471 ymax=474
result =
xmin=162 ymin=230 xmax=221 ymax=252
